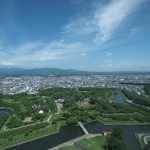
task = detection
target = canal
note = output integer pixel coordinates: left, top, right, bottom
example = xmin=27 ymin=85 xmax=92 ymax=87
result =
xmin=114 ymin=94 xmax=129 ymax=105
xmin=4 ymin=125 xmax=83 ymax=150
xmin=4 ymin=122 xmax=150 ymax=150
xmin=0 ymin=111 xmax=6 ymax=118
xmin=85 ymin=121 xmax=150 ymax=150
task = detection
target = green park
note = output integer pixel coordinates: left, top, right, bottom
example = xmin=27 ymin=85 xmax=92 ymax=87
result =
xmin=0 ymin=86 xmax=150 ymax=149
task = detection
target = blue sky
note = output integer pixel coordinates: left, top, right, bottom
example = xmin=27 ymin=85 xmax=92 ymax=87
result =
xmin=0 ymin=0 xmax=150 ymax=71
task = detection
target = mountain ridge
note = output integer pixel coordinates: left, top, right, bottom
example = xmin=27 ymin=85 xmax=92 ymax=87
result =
xmin=0 ymin=67 xmax=150 ymax=76
xmin=0 ymin=67 xmax=93 ymax=76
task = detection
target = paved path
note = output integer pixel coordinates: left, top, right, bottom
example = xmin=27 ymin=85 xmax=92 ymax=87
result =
xmin=47 ymin=114 xmax=53 ymax=123
xmin=48 ymin=134 xmax=101 ymax=150
xmin=140 ymin=133 xmax=150 ymax=148
xmin=78 ymin=121 xmax=89 ymax=135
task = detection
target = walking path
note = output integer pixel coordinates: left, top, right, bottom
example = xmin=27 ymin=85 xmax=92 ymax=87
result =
xmin=140 ymin=133 xmax=150 ymax=147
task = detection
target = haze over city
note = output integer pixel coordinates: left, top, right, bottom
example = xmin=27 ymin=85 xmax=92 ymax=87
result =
xmin=0 ymin=0 xmax=150 ymax=71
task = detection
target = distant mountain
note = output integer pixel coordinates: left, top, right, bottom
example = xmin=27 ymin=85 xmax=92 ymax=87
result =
xmin=0 ymin=67 xmax=150 ymax=77
xmin=0 ymin=67 xmax=93 ymax=76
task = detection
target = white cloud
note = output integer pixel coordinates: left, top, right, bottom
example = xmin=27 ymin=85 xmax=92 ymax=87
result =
xmin=0 ymin=40 xmax=89 ymax=66
xmin=62 ymin=0 xmax=146 ymax=44
xmin=0 ymin=61 xmax=15 ymax=66
xmin=94 ymin=0 xmax=146 ymax=43
xmin=61 ymin=17 xmax=96 ymax=36
xmin=0 ymin=0 xmax=147 ymax=70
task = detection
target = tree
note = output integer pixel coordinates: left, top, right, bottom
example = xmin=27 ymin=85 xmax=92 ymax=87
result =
xmin=66 ymin=116 xmax=78 ymax=125
xmin=8 ymin=136 xmax=13 ymax=141
xmin=112 ymin=127 xmax=124 ymax=140
xmin=6 ymin=115 xmax=22 ymax=129
xmin=106 ymin=127 xmax=129 ymax=150
xmin=107 ymin=137 xmax=128 ymax=150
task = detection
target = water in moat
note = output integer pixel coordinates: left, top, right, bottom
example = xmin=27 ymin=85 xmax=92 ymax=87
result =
xmin=5 ymin=122 xmax=150 ymax=150
xmin=85 ymin=121 xmax=150 ymax=150
xmin=5 ymin=125 xmax=83 ymax=150
xmin=114 ymin=94 xmax=129 ymax=105
xmin=0 ymin=111 xmax=6 ymax=118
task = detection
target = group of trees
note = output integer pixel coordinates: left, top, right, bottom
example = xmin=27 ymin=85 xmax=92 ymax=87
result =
xmin=39 ymin=88 xmax=114 ymax=104
xmin=0 ymin=91 xmax=58 ymax=129
xmin=0 ymin=94 xmax=39 ymax=117
xmin=144 ymin=85 xmax=150 ymax=96
xmin=0 ymin=113 xmax=8 ymax=129
xmin=62 ymin=103 xmax=89 ymax=124
xmin=78 ymin=87 xmax=117 ymax=91
xmin=105 ymin=128 xmax=129 ymax=150
xmin=101 ymin=112 xmax=142 ymax=122
xmin=123 ymin=90 xmax=150 ymax=107
xmin=42 ymin=88 xmax=150 ymax=124
xmin=1 ymin=87 xmax=150 ymax=130
xmin=6 ymin=115 xmax=22 ymax=129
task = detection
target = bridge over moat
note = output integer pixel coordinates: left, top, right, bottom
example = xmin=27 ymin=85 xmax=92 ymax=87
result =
xmin=78 ymin=121 xmax=89 ymax=135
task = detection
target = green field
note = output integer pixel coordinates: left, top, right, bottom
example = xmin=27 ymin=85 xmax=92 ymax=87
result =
xmin=60 ymin=136 xmax=106 ymax=150
xmin=60 ymin=146 xmax=78 ymax=150
xmin=76 ymin=136 xmax=106 ymax=150
xmin=146 ymin=136 xmax=150 ymax=144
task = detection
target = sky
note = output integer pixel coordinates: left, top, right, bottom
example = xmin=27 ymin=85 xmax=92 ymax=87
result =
xmin=0 ymin=0 xmax=150 ymax=71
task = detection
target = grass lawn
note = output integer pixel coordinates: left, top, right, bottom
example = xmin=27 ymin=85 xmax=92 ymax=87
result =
xmin=43 ymin=112 xmax=52 ymax=122
xmin=146 ymin=136 xmax=150 ymax=144
xmin=77 ymin=136 xmax=106 ymax=150
xmin=60 ymin=146 xmax=78 ymax=150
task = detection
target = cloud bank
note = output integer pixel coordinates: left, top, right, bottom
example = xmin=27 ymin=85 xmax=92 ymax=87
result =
xmin=62 ymin=0 xmax=146 ymax=43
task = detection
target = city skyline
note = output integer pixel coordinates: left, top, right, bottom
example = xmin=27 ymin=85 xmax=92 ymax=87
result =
xmin=0 ymin=0 xmax=150 ymax=71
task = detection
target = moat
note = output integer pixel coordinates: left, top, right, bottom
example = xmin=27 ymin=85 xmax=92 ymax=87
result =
xmin=4 ymin=121 xmax=150 ymax=150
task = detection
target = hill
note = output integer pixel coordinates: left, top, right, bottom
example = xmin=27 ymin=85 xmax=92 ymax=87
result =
xmin=0 ymin=67 xmax=93 ymax=76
